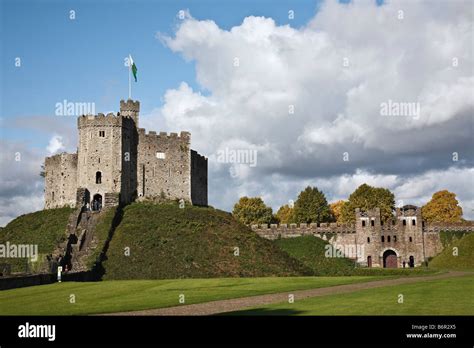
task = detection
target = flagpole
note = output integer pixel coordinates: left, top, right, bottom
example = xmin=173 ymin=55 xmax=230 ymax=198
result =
xmin=128 ymin=55 xmax=131 ymax=100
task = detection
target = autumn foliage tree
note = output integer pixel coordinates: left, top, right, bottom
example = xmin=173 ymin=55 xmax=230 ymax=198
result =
xmin=422 ymin=190 xmax=463 ymax=223
xmin=275 ymin=204 xmax=295 ymax=224
xmin=329 ymin=200 xmax=346 ymax=223
xmin=340 ymin=183 xmax=395 ymax=223
xmin=293 ymin=186 xmax=331 ymax=224
xmin=232 ymin=197 xmax=273 ymax=225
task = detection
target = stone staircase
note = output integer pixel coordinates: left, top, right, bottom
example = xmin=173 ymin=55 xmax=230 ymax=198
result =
xmin=50 ymin=208 xmax=104 ymax=273
xmin=69 ymin=210 xmax=103 ymax=272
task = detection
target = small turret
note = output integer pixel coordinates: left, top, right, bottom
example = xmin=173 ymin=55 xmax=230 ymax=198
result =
xmin=120 ymin=99 xmax=140 ymax=126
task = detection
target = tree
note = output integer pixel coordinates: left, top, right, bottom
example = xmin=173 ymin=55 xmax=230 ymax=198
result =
xmin=293 ymin=186 xmax=331 ymax=223
xmin=232 ymin=197 xmax=273 ymax=225
xmin=340 ymin=183 xmax=395 ymax=223
xmin=275 ymin=204 xmax=294 ymax=224
xmin=422 ymin=190 xmax=463 ymax=223
xmin=329 ymin=200 xmax=346 ymax=223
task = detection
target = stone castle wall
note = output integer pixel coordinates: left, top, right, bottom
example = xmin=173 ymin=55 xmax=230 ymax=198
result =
xmin=77 ymin=113 xmax=127 ymax=205
xmin=251 ymin=208 xmax=474 ymax=268
xmin=44 ymin=99 xmax=208 ymax=209
xmin=137 ymin=130 xmax=192 ymax=202
xmin=191 ymin=150 xmax=208 ymax=206
xmin=44 ymin=153 xmax=78 ymax=209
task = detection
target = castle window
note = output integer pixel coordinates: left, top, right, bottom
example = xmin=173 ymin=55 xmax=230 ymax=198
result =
xmin=156 ymin=152 xmax=166 ymax=159
xmin=381 ymin=220 xmax=384 ymax=226
xmin=52 ymin=192 xmax=54 ymax=200
xmin=381 ymin=236 xmax=385 ymax=243
xmin=409 ymin=236 xmax=413 ymax=242
xmin=99 ymin=131 xmax=105 ymax=137
xmin=362 ymin=220 xmax=366 ymax=227
xmin=96 ymin=171 xmax=102 ymax=184
xmin=367 ymin=237 xmax=370 ymax=243
xmin=387 ymin=236 xmax=391 ymax=242
xmin=371 ymin=219 xmax=375 ymax=227
xmin=412 ymin=219 xmax=416 ymax=226
xmin=403 ymin=219 xmax=407 ymax=226
xmin=393 ymin=236 xmax=397 ymax=242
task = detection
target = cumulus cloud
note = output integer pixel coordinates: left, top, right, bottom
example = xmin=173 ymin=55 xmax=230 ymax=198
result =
xmin=148 ymin=0 xmax=473 ymax=217
xmin=46 ymin=135 xmax=66 ymax=155
xmin=0 ymin=141 xmax=45 ymax=226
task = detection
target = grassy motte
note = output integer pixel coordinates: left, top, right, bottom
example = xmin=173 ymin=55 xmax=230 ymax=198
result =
xmin=228 ymin=275 xmax=474 ymax=315
xmin=429 ymin=233 xmax=474 ymax=271
xmin=0 ymin=207 xmax=74 ymax=272
xmin=102 ymin=202 xmax=311 ymax=279
xmin=0 ymin=276 xmax=387 ymax=315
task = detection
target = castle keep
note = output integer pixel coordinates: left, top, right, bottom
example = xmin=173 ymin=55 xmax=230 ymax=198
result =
xmin=44 ymin=100 xmax=208 ymax=210
xmin=252 ymin=205 xmax=474 ymax=268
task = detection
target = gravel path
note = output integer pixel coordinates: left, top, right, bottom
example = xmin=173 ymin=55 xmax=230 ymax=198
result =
xmin=101 ymin=271 xmax=469 ymax=316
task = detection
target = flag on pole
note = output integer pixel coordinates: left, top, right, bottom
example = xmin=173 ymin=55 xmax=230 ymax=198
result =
xmin=129 ymin=55 xmax=138 ymax=82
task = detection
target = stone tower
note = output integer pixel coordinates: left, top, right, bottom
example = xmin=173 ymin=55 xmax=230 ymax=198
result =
xmin=44 ymin=99 xmax=208 ymax=210
xmin=76 ymin=102 xmax=139 ymax=208
xmin=120 ymin=99 xmax=140 ymax=126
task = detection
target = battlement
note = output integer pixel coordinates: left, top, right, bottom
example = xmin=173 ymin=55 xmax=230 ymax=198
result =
xmin=77 ymin=112 xmax=130 ymax=128
xmin=250 ymin=222 xmax=356 ymax=234
xmin=45 ymin=152 xmax=78 ymax=165
xmin=138 ymin=130 xmax=191 ymax=142
xmin=120 ymin=99 xmax=140 ymax=112
xmin=424 ymin=222 xmax=474 ymax=233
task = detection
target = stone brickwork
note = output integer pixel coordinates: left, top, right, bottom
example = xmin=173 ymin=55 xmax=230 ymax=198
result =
xmin=251 ymin=206 xmax=474 ymax=268
xmin=191 ymin=150 xmax=208 ymax=206
xmin=44 ymin=153 xmax=78 ymax=209
xmin=44 ymin=99 xmax=207 ymax=209
xmin=136 ymin=130 xmax=192 ymax=202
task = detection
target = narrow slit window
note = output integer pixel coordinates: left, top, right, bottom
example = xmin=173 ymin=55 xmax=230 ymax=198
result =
xmin=99 ymin=131 xmax=105 ymax=137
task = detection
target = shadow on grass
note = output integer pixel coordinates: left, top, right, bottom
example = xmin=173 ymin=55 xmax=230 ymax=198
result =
xmin=219 ymin=308 xmax=306 ymax=316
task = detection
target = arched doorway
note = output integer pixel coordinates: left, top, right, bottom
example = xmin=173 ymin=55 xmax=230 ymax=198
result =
xmin=367 ymin=256 xmax=372 ymax=268
xmin=383 ymin=249 xmax=398 ymax=268
xmin=92 ymin=194 xmax=102 ymax=211
xmin=409 ymin=255 xmax=415 ymax=268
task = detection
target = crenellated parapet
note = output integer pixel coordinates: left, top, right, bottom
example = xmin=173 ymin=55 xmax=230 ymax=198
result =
xmin=424 ymin=222 xmax=474 ymax=233
xmin=120 ymin=99 xmax=140 ymax=126
xmin=250 ymin=222 xmax=356 ymax=239
xmin=77 ymin=112 xmax=124 ymax=129
xmin=119 ymin=99 xmax=140 ymax=112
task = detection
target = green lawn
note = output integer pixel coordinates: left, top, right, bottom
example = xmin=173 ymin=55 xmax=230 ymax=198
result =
xmin=0 ymin=276 xmax=387 ymax=315
xmin=226 ymin=275 xmax=474 ymax=315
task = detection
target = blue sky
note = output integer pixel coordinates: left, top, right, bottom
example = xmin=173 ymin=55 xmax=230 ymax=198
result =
xmin=1 ymin=0 xmax=322 ymax=135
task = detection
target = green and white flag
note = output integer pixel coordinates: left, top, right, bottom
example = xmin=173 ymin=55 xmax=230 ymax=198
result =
xmin=129 ymin=55 xmax=138 ymax=82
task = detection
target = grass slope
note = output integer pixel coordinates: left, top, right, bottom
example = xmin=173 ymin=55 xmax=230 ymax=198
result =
xmin=85 ymin=207 xmax=118 ymax=269
xmin=429 ymin=233 xmax=474 ymax=271
xmin=228 ymin=275 xmax=474 ymax=315
xmin=0 ymin=208 xmax=74 ymax=272
xmin=274 ymin=235 xmax=355 ymax=275
xmin=0 ymin=276 xmax=387 ymax=315
xmin=102 ymin=202 xmax=311 ymax=279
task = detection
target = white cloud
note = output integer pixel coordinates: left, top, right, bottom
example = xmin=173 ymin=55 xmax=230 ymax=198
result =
xmin=153 ymin=0 xmax=473 ymax=217
xmin=46 ymin=135 xmax=65 ymax=155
